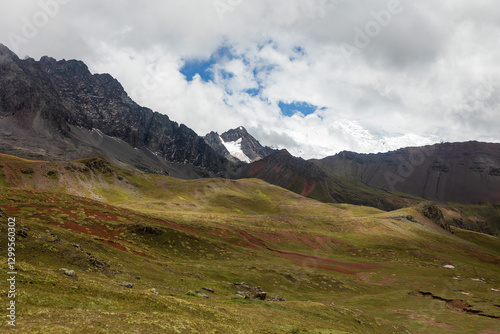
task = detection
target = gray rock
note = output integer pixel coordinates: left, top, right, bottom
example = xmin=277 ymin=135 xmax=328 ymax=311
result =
xmin=20 ymin=167 xmax=34 ymax=174
xmin=60 ymin=268 xmax=77 ymax=279
xmin=233 ymin=282 xmax=247 ymax=286
xmin=254 ymin=292 xmax=267 ymax=300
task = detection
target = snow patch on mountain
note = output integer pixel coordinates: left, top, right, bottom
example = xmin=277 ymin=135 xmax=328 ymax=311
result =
xmin=219 ymin=136 xmax=251 ymax=163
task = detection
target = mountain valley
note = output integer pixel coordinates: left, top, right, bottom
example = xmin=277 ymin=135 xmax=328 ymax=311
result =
xmin=0 ymin=44 xmax=499 ymax=333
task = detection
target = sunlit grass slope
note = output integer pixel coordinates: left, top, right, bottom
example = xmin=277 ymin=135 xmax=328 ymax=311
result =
xmin=0 ymin=154 xmax=499 ymax=333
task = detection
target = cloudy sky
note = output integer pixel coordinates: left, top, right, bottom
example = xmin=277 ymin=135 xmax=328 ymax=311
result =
xmin=1 ymin=0 xmax=499 ymax=158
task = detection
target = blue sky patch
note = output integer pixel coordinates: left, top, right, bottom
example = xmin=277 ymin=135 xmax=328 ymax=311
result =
xmin=293 ymin=46 xmax=305 ymax=55
xmin=245 ymin=88 xmax=260 ymax=96
xmin=179 ymin=58 xmax=213 ymax=82
xmin=180 ymin=46 xmax=235 ymax=82
xmin=279 ymin=101 xmax=320 ymax=117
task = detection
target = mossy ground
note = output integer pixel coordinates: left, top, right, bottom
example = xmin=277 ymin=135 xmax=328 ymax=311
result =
xmin=0 ymin=154 xmax=499 ymax=333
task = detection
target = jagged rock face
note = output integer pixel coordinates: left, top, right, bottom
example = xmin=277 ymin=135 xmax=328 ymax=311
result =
xmin=0 ymin=44 xmax=226 ymax=176
xmin=204 ymin=131 xmax=232 ymax=160
xmin=315 ymin=141 xmax=500 ymax=205
xmin=222 ymin=127 xmax=276 ymax=162
xmin=204 ymin=126 xmax=275 ymax=164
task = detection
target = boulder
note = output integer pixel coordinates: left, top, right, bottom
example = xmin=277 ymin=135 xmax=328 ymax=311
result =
xmin=199 ymin=293 xmax=212 ymax=299
xmin=420 ymin=203 xmax=450 ymax=232
xmin=254 ymin=292 xmax=267 ymax=300
xmin=60 ymin=268 xmax=77 ymax=279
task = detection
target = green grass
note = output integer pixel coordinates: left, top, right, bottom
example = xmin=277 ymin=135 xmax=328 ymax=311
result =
xmin=0 ymin=155 xmax=499 ymax=333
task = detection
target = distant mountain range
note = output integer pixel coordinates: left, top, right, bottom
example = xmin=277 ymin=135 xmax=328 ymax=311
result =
xmin=314 ymin=142 xmax=500 ymax=205
xmin=1 ymin=43 xmax=499 ymax=211
xmin=237 ymin=141 xmax=500 ymax=207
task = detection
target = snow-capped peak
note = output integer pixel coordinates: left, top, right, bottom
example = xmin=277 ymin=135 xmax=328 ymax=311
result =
xmin=219 ymin=136 xmax=251 ymax=163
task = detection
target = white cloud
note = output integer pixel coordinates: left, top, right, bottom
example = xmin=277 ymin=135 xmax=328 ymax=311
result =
xmin=1 ymin=0 xmax=499 ymax=159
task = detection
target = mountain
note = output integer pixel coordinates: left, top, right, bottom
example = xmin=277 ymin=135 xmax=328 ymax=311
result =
xmin=1 ymin=44 xmax=499 ymax=212
xmin=204 ymin=126 xmax=276 ymax=164
xmin=234 ymin=149 xmax=416 ymax=210
xmin=0 ymin=44 xmax=227 ymax=178
xmin=0 ymin=44 xmax=415 ymax=209
xmin=234 ymin=142 xmax=500 ymax=234
xmin=234 ymin=149 xmax=331 ymax=198
xmin=0 ymin=46 xmax=499 ymax=333
xmin=1 ymin=153 xmax=499 ymax=332
xmin=313 ymin=141 xmax=500 ymax=205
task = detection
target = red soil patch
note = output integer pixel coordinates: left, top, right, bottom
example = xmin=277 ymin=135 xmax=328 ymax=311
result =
xmin=447 ymin=299 xmax=470 ymax=310
xmin=479 ymin=330 xmax=500 ymax=334
xmin=251 ymin=230 xmax=322 ymax=249
xmin=64 ymin=221 xmax=96 ymax=235
xmin=252 ymin=231 xmax=281 ymax=245
xmin=210 ymin=227 xmax=233 ymax=238
xmin=467 ymin=247 xmax=500 ymax=265
xmin=231 ymin=228 xmax=267 ymax=250
xmin=0 ymin=206 xmax=20 ymax=214
xmin=301 ymin=179 xmax=315 ymax=197
xmin=64 ymin=221 xmax=123 ymax=240
xmin=293 ymin=232 xmax=319 ymax=249
xmin=215 ymin=225 xmax=386 ymax=275
xmin=313 ymin=236 xmax=330 ymax=249
xmin=130 ymin=249 xmax=146 ymax=256
xmin=272 ymin=249 xmax=387 ymax=275
xmin=103 ymin=239 xmax=127 ymax=252
xmin=64 ymin=200 xmax=199 ymax=237
xmin=100 ymin=240 xmax=145 ymax=256
xmin=249 ymin=162 xmax=265 ymax=176
xmin=277 ymin=231 xmax=319 ymax=248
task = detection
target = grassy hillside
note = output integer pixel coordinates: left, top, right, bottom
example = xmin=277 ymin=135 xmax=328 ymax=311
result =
xmin=0 ymin=154 xmax=499 ymax=333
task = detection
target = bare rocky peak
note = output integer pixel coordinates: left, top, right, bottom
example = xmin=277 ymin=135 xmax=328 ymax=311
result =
xmin=0 ymin=44 xmax=227 ymax=177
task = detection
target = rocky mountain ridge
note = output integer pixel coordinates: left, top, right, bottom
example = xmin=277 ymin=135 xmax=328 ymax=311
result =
xmin=0 ymin=43 xmax=226 ymax=178
xmin=204 ymin=126 xmax=276 ymax=163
